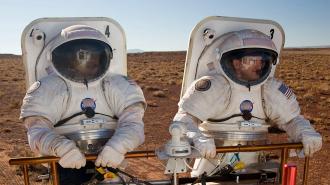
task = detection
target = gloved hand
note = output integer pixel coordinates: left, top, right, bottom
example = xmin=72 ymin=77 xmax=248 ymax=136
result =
xmin=58 ymin=148 xmax=86 ymax=169
xmin=193 ymin=137 xmax=216 ymax=158
xmin=23 ymin=116 xmax=86 ymax=169
xmin=301 ymin=131 xmax=322 ymax=157
xmin=277 ymin=115 xmax=323 ymax=157
xmin=95 ymin=146 xmax=125 ymax=168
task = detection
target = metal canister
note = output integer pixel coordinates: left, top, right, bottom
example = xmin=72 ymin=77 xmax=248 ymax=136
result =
xmin=282 ymin=164 xmax=297 ymax=185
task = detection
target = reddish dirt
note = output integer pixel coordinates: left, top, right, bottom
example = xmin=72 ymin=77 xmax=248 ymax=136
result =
xmin=0 ymin=49 xmax=329 ymax=184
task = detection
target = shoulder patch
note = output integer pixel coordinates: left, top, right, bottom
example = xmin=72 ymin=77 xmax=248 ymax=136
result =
xmin=278 ymin=83 xmax=293 ymax=99
xmin=27 ymin=81 xmax=41 ymax=94
xmin=195 ymin=79 xmax=211 ymax=91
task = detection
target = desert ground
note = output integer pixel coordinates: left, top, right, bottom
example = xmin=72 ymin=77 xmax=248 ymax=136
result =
xmin=0 ymin=48 xmax=329 ymax=184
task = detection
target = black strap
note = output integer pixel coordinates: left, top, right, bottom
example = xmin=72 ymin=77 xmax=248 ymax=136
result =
xmin=54 ymin=112 xmax=85 ymax=127
xmin=207 ymin=113 xmax=242 ymax=122
xmin=207 ymin=113 xmax=265 ymax=123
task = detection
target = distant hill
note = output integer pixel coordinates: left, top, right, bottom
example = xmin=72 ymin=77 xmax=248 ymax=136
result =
xmin=127 ymin=49 xmax=144 ymax=53
xmin=1 ymin=45 xmax=330 ymax=57
xmin=285 ymin=45 xmax=330 ymax=49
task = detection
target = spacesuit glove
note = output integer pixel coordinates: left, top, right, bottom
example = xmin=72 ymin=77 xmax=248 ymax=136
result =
xmin=193 ymin=137 xmax=216 ymax=158
xmin=58 ymin=148 xmax=86 ymax=169
xmin=301 ymin=131 xmax=322 ymax=157
xmin=95 ymin=145 xmax=125 ymax=168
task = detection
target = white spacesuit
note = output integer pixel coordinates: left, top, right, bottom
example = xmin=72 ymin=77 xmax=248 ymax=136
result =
xmin=20 ymin=19 xmax=146 ymax=184
xmin=170 ymin=19 xmax=322 ymax=177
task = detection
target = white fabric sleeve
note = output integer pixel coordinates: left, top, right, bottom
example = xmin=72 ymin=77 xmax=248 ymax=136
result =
xmin=104 ymin=103 xmax=145 ymax=154
xmin=173 ymin=109 xmax=202 ymax=139
xmin=279 ymin=115 xmax=322 ymax=156
xmin=24 ymin=116 xmax=77 ymax=157
xmin=103 ymin=75 xmax=146 ymax=117
xmin=20 ymin=75 xmax=68 ymax=124
xmin=278 ymin=115 xmax=319 ymax=142
xmin=263 ymin=77 xmax=320 ymax=143
xmin=263 ymin=77 xmax=300 ymax=125
xmin=172 ymin=110 xmax=216 ymax=158
xmin=178 ymin=75 xmax=231 ymax=121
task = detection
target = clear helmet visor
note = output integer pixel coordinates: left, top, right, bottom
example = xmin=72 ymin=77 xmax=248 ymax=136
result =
xmin=52 ymin=39 xmax=113 ymax=83
xmin=220 ymin=48 xmax=278 ymax=86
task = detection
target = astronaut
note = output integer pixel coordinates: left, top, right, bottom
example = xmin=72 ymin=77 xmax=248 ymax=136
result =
xmin=170 ymin=27 xmax=322 ymax=177
xmin=20 ymin=22 xmax=146 ymax=184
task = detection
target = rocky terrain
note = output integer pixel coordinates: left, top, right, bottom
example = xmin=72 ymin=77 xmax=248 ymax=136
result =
xmin=0 ymin=49 xmax=329 ymax=184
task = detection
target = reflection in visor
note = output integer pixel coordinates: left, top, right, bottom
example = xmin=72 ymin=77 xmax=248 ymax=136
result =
xmin=241 ymin=53 xmax=274 ymax=69
xmin=220 ymin=48 xmax=278 ymax=87
xmin=242 ymin=56 xmax=263 ymax=66
xmin=52 ymin=39 xmax=113 ymax=84
xmin=76 ymin=49 xmax=91 ymax=64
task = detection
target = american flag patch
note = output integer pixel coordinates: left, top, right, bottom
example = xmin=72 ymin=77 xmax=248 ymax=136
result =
xmin=278 ymin=83 xmax=293 ymax=99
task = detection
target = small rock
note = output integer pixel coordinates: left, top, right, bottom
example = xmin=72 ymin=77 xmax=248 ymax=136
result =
xmin=303 ymin=92 xmax=314 ymax=101
xmin=148 ymin=103 xmax=158 ymax=107
xmin=318 ymin=83 xmax=330 ymax=95
xmin=147 ymin=101 xmax=158 ymax=107
xmin=145 ymin=86 xmax=160 ymax=91
xmin=314 ymin=118 xmax=323 ymax=123
xmin=153 ymin=90 xmax=166 ymax=98
xmin=295 ymin=86 xmax=306 ymax=91
xmin=3 ymin=128 xmax=11 ymax=133
xmin=168 ymin=80 xmax=176 ymax=85
xmin=320 ymin=112 xmax=327 ymax=117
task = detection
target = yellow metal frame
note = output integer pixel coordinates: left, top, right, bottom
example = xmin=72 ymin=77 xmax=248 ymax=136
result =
xmin=9 ymin=143 xmax=309 ymax=185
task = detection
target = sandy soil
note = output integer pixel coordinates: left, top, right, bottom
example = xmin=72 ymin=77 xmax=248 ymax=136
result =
xmin=0 ymin=49 xmax=329 ymax=184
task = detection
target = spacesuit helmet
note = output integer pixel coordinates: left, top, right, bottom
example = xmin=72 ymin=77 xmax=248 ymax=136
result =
xmin=219 ymin=29 xmax=278 ymax=87
xmin=51 ymin=25 xmax=113 ymax=84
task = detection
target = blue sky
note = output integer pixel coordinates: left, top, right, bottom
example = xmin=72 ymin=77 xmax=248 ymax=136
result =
xmin=0 ymin=0 xmax=329 ymax=54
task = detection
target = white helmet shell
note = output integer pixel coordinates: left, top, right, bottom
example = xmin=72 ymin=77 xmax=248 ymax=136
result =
xmin=47 ymin=25 xmax=113 ymax=85
xmin=181 ymin=16 xmax=285 ymax=96
xmin=217 ymin=29 xmax=277 ymax=54
xmin=49 ymin=24 xmax=111 ymax=52
xmin=21 ymin=17 xmax=127 ymax=88
xmin=216 ymin=29 xmax=278 ymax=88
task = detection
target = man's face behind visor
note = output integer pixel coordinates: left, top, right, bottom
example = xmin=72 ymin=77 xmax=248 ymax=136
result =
xmin=233 ymin=55 xmax=265 ymax=81
xmin=220 ymin=48 xmax=278 ymax=86
xmin=74 ymin=49 xmax=101 ymax=79
xmin=52 ymin=39 xmax=113 ymax=83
